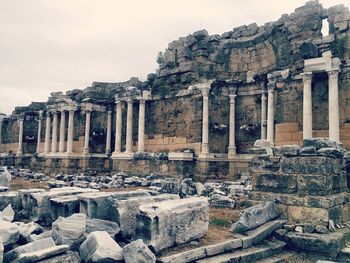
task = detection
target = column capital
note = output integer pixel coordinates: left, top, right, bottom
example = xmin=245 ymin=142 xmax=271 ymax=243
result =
xmin=327 ymin=69 xmax=340 ymax=78
xmin=229 ymin=94 xmax=237 ymax=103
xmin=60 ymin=109 xmax=66 ymax=113
xmin=267 ymin=84 xmax=275 ymax=93
xmin=126 ymin=98 xmax=133 ymax=104
xmin=107 ymin=110 xmax=112 ymax=115
xmin=301 ymin=72 xmax=313 ymax=82
xmin=261 ymin=90 xmax=267 ymax=100
xmin=38 ymin=110 xmax=43 ymax=118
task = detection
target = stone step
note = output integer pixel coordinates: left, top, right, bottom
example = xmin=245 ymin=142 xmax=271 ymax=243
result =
xmin=195 ymin=240 xmax=286 ymax=263
xmin=256 ymin=254 xmax=287 ymax=263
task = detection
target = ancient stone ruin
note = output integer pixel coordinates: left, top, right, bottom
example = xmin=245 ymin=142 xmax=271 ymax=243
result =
xmin=1 ymin=0 xmax=350 ymax=262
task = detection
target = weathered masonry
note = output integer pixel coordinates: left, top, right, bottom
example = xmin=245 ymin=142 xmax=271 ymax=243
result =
xmin=1 ymin=0 xmax=350 ymax=178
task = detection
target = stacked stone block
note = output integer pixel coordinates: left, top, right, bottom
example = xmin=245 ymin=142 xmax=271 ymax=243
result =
xmin=250 ymin=138 xmax=349 ymax=226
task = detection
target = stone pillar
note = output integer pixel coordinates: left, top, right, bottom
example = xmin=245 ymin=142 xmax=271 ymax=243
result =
xmin=328 ymin=70 xmax=340 ymax=142
xmin=17 ymin=117 xmax=24 ymax=156
xmin=105 ymin=111 xmax=112 ymax=155
xmin=66 ymin=109 xmax=74 ymax=154
xmin=51 ymin=111 xmax=58 ymax=153
xmin=228 ymin=94 xmax=237 ymax=156
xmin=138 ymin=98 xmax=146 ymax=152
xmin=261 ymin=91 xmax=267 ymax=140
xmin=267 ymin=83 xmax=275 ymax=144
xmin=125 ymin=99 xmax=133 ymax=153
xmin=0 ymin=116 xmax=5 ymax=145
xmin=58 ymin=110 xmax=66 ymax=153
xmin=44 ymin=113 xmax=51 ymax=154
xmin=36 ymin=111 xmax=43 ymax=153
xmin=302 ymin=72 xmax=313 ymax=140
xmin=201 ymin=87 xmax=210 ymax=155
xmin=83 ymin=110 xmax=91 ymax=155
xmin=113 ymin=100 xmax=122 ymax=155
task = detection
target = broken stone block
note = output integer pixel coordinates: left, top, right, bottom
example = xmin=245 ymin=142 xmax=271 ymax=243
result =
xmin=17 ymin=244 xmax=69 ymax=263
xmin=79 ymin=231 xmax=123 ymax=263
xmin=52 ymin=213 xmax=86 ymax=250
xmin=179 ymin=178 xmax=197 ymax=198
xmin=50 ymin=195 xmax=79 ymax=221
xmin=29 ymin=187 xmax=98 ymax=226
xmin=18 ymin=189 xmax=45 ymax=218
xmin=0 ymin=220 xmax=19 ymax=247
xmin=122 ymin=239 xmax=156 ymax=263
xmin=0 ymin=191 xmax=19 ymax=212
xmin=317 ymin=147 xmax=344 ymax=158
xmin=111 ymin=194 xmax=179 ymax=239
xmin=5 ymin=237 xmax=55 ymax=262
xmin=78 ymin=190 xmax=151 ymax=220
xmin=135 ymin=197 xmax=209 ymax=252
xmin=0 ymin=204 xmax=14 ymax=222
xmin=209 ymin=194 xmax=235 ymax=209
xmin=299 ymin=146 xmax=317 ymax=156
xmin=30 ymin=230 xmax=52 ymax=242
xmin=0 ymin=166 xmax=11 ymax=188
xmin=304 ymin=138 xmax=343 ymax=151
xmin=16 ymin=222 xmax=43 ymax=243
xmin=231 ymin=201 xmax=279 ymax=234
xmin=86 ymin=218 xmax=120 ymax=237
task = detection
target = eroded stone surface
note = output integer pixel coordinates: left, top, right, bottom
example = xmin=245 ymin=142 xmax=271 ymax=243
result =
xmin=122 ymin=239 xmax=156 ymax=263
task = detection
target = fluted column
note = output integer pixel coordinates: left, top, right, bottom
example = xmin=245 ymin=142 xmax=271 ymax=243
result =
xmin=51 ymin=111 xmax=58 ymax=153
xmin=66 ymin=109 xmax=74 ymax=154
xmin=58 ymin=110 xmax=66 ymax=153
xmin=228 ymin=94 xmax=237 ymax=156
xmin=138 ymin=98 xmax=146 ymax=152
xmin=17 ymin=117 xmax=24 ymax=156
xmin=261 ymin=91 xmax=267 ymax=140
xmin=83 ymin=110 xmax=91 ymax=155
xmin=125 ymin=99 xmax=133 ymax=153
xmin=105 ymin=111 xmax=112 ymax=155
xmin=201 ymin=87 xmax=210 ymax=154
xmin=44 ymin=113 xmax=51 ymax=154
xmin=302 ymin=72 xmax=313 ymax=140
xmin=36 ymin=111 xmax=43 ymax=153
xmin=328 ymin=70 xmax=340 ymax=142
xmin=267 ymin=83 xmax=275 ymax=144
xmin=113 ymin=100 xmax=123 ymax=155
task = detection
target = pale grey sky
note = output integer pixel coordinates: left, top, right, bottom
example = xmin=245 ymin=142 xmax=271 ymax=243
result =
xmin=0 ymin=0 xmax=348 ymax=114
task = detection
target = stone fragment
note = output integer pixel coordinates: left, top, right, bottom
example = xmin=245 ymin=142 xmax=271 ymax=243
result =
xmin=111 ymin=194 xmax=178 ymax=239
xmin=0 ymin=204 xmax=14 ymax=222
xmin=231 ymin=201 xmax=279 ymax=234
xmin=272 ymin=145 xmax=300 ymax=157
xmin=303 ymin=138 xmax=340 ymax=150
xmin=317 ymin=147 xmax=344 ymax=158
xmin=16 ymin=221 xmax=43 ymax=243
xmin=209 ymin=194 xmax=235 ymax=209
xmin=303 ymin=223 xmax=315 ymax=233
xmin=329 ymin=220 xmax=336 ymax=232
xmin=0 ymin=239 xmax=3 ymax=263
xmin=79 ymin=231 xmax=123 ymax=263
xmin=0 ymin=167 xmax=11 ymax=188
xmin=295 ymin=226 xmax=303 ymax=233
xmin=17 ymin=245 xmax=69 ymax=263
xmin=5 ymin=237 xmax=55 ymax=262
xmin=52 ymin=213 xmax=86 ymax=250
xmin=194 ymin=182 xmax=206 ymax=196
xmin=50 ymin=195 xmax=79 ymax=221
xmin=86 ymin=218 xmax=120 ymax=237
xmin=135 ymin=197 xmax=209 ymax=252
xmin=299 ymin=146 xmax=317 ymax=156
xmin=122 ymin=239 xmax=156 ymax=263
xmin=30 ymin=230 xmax=52 ymax=242
xmin=179 ymin=178 xmax=197 ymax=198
xmin=0 ymin=220 xmax=19 ymax=247
xmin=315 ymin=225 xmax=328 ymax=234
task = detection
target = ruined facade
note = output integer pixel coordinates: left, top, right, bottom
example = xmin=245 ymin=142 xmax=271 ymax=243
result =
xmin=1 ymin=0 xmax=350 ymax=178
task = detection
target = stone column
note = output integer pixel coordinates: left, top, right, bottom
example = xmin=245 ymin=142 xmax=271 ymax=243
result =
xmin=58 ymin=110 xmax=66 ymax=153
xmin=44 ymin=113 xmax=51 ymax=154
xmin=328 ymin=70 xmax=340 ymax=142
xmin=51 ymin=111 xmax=58 ymax=153
xmin=138 ymin=98 xmax=146 ymax=152
xmin=105 ymin=111 xmax=112 ymax=155
xmin=0 ymin=116 xmax=5 ymax=145
xmin=201 ymin=87 xmax=210 ymax=154
xmin=302 ymin=72 xmax=313 ymax=140
xmin=83 ymin=110 xmax=91 ymax=155
xmin=267 ymin=83 xmax=275 ymax=144
xmin=261 ymin=91 xmax=267 ymax=140
xmin=66 ymin=109 xmax=74 ymax=154
xmin=36 ymin=111 xmax=43 ymax=153
xmin=17 ymin=117 xmax=24 ymax=156
xmin=125 ymin=99 xmax=133 ymax=153
xmin=113 ymin=100 xmax=123 ymax=155
xmin=228 ymin=94 xmax=237 ymax=156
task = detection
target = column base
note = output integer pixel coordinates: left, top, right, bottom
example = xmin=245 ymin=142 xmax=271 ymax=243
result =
xmin=197 ymin=152 xmax=215 ymax=161
xmin=228 ymin=146 xmax=237 ymax=156
xmin=111 ymin=151 xmax=134 ymax=160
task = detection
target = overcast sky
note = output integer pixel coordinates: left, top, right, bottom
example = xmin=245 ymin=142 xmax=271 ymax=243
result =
xmin=0 ymin=0 xmax=349 ymax=114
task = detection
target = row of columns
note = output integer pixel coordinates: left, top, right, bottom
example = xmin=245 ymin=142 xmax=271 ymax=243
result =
xmin=112 ymin=97 xmax=146 ymax=157
xmin=199 ymin=85 xmax=237 ymax=158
